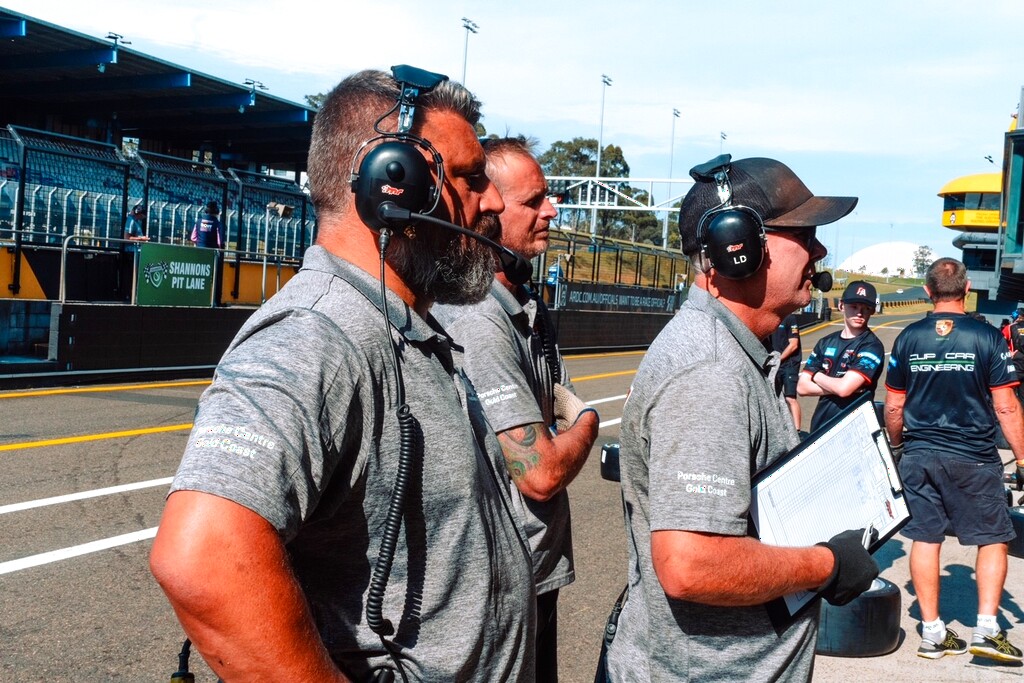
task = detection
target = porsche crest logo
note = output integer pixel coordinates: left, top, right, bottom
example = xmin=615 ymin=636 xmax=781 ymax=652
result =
xmin=935 ymin=320 xmax=953 ymax=337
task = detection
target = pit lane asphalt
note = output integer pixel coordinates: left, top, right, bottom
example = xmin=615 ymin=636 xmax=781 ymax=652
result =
xmin=0 ymin=311 xmax=1020 ymax=681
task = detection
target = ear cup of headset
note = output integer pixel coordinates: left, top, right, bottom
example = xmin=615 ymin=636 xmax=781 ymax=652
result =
xmin=352 ymin=141 xmax=437 ymax=231
xmin=701 ymin=208 xmax=766 ymax=279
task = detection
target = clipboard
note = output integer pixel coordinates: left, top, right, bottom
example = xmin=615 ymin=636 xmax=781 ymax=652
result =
xmin=749 ymin=392 xmax=911 ymax=623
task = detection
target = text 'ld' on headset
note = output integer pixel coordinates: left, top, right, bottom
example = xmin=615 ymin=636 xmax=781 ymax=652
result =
xmin=689 ymin=154 xmax=767 ymax=280
xmin=688 ymin=154 xmax=833 ymax=291
xmin=349 ymin=64 xmax=531 ymax=285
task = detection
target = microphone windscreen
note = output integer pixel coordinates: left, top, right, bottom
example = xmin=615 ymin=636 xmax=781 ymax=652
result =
xmin=812 ymin=271 xmax=833 ymax=292
xmin=498 ymin=249 xmax=533 ymax=286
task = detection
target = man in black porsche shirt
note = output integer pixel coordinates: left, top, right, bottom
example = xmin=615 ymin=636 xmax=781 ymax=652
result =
xmin=885 ymin=258 xmax=1024 ymax=664
xmin=798 ymin=280 xmax=884 ymax=432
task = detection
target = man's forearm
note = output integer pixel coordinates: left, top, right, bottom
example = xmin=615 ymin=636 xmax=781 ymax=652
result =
xmin=151 ymin=492 xmax=350 ymax=682
xmin=884 ymin=399 xmax=904 ymax=446
xmin=652 ymin=531 xmax=836 ymax=606
xmin=811 ymin=371 xmax=867 ymax=398
xmin=993 ymin=391 xmax=1024 ymax=464
xmin=498 ymin=413 xmax=598 ymax=501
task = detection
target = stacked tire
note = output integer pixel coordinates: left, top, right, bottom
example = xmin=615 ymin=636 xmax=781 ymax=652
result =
xmin=816 ymin=578 xmax=901 ymax=657
xmin=1010 ymin=507 xmax=1024 ymax=559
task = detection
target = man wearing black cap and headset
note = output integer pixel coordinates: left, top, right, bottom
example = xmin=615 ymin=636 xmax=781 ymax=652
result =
xmin=603 ymin=156 xmax=878 ymax=681
xmin=798 ymin=280 xmax=885 ymax=433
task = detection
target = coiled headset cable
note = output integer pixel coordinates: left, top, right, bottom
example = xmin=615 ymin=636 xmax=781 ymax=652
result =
xmin=363 ymin=227 xmax=417 ymax=683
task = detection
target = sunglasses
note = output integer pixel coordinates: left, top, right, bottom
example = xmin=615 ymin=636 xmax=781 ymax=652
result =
xmin=763 ymin=226 xmax=817 ymax=251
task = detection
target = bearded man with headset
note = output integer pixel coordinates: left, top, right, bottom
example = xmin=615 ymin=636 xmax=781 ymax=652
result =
xmin=150 ymin=68 xmax=535 ymax=682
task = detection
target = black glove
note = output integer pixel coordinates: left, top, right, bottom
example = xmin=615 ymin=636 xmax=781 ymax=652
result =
xmin=1016 ymin=462 xmax=1024 ymax=492
xmin=817 ymin=529 xmax=879 ymax=606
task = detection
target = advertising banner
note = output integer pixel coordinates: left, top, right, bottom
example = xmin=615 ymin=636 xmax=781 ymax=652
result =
xmin=136 ymin=243 xmax=217 ymax=307
xmin=557 ymin=281 xmax=680 ymax=313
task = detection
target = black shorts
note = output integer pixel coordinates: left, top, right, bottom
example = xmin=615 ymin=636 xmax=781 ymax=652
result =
xmin=779 ymin=364 xmax=799 ymax=398
xmin=898 ymin=452 xmax=1013 ymax=545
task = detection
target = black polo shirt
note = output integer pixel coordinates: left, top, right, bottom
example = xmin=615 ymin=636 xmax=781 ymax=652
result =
xmin=885 ymin=312 xmax=1018 ymax=462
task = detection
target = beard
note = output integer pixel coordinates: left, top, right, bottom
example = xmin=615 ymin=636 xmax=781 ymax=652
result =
xmin=386 ymin=215 xmax=499 ymax=305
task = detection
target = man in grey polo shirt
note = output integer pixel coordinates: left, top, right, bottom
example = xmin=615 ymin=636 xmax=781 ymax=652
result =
xmin=150 ymin=69 xmax=535 ymax=682
xmin=435 ymin=136 xmax=599 ymax=681
xmin=604 ymin=156 xmax=878 ymax=681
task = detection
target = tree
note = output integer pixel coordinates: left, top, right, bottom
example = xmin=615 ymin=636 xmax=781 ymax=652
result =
xmin=881 ymin=266 xmax=889 ymax=282
xmin=912 ymin=245 xmax=934 ymax=278
xmin=897 ymin=267 xmax=906 ymax=278
xmin=305 ymin=92 xmax=326 ymax=109
xmin=538 ymin=138 xmax=631 ymax=237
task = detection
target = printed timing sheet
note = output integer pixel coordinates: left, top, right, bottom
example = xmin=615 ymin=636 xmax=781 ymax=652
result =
xmin=750 ymin=395 xmax=910 ymax=616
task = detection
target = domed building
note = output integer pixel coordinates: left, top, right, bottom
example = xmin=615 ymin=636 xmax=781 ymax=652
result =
xmin=838 ymin=241 xmax=921 ymax=277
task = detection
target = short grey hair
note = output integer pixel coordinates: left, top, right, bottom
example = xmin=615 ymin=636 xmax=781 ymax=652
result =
xmin=307 ymin=69 xmax=482 ymax=220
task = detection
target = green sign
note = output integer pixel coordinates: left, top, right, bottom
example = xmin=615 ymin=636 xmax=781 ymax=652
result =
xmin=136 ymin=243 xmax=217 ymax=306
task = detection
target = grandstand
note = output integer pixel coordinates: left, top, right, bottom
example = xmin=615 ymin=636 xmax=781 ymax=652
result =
xmin=0 ymin=6 xmax=690 ymax=385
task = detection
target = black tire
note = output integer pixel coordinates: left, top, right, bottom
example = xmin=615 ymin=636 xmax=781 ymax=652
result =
xmin=600 ymin=443 xmax=621 ymax=483
xmin=1009 ymin=507 xmax=1024 ymax=559
xmin=816 ymin=578 xmax=901 ymax=657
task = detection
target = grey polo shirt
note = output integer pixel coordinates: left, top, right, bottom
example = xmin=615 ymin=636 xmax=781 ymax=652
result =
xmin=606 ymin=285 xmax=815 ymax=682
xmin=172 ymin=246 xmax=535 ymax=681
xmin=435 ymin=280 xmax=575 ymax=595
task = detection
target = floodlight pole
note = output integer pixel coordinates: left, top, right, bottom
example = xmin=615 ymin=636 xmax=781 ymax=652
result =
xmin=591 ymin=74 xmax=612 ymax=236
xmin=662 ymin=108 xmax=680 ymax=246
xmin=461 ymin=18 xmax=478 ymax=85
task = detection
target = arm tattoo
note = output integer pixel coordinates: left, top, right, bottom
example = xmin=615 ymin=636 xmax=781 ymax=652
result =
xmin=498 ymin=424 xmax=542 ymax=482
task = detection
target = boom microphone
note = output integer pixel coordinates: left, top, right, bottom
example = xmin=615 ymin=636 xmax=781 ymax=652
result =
xmin=378 ymin=202 xmax=533 ymax=285
xmin=811 ymin=270 xmax=832 ymax=292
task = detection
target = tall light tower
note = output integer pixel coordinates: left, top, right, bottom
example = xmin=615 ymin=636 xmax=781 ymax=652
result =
xmin=591 ymin=74 xmax=612 ymax=235
xmin=461 ymin=17 xmax=478 ymax=85
xmin=662 ymin=108 xmax=680 ymax=245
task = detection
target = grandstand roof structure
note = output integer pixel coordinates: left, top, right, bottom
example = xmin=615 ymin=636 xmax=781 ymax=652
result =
xmin=0 ymin=7 xmax=314 ymax=170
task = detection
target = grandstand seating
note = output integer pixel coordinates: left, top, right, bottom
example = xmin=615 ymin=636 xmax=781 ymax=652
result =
xmin=0 ymin=124 xmax=316 ymax=258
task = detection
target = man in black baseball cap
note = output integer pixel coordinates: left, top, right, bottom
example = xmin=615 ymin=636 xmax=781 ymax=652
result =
xmin=604 ymin=156 xmax=873 ymax=682
xmin=799 ymin=280 xmax=884 ymax=432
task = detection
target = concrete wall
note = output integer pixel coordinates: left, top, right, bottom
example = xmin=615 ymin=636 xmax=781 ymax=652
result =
xmin=0 ymin=300 xmax=51 ymax=355
xmin=551 ymin=309 xmax=674 ymax=351
xmin=53 ymin=304 xmax=255 ymax=371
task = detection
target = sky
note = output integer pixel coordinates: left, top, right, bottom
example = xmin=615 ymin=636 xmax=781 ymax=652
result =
xmin=8 ymin=0 xmax=1023 ymax=267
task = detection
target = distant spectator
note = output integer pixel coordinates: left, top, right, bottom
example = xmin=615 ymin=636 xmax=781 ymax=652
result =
xmin=124 ymin=204 xmax=149 ymax=248
xmin=798 ymin=280 xmax=884 ymax=433
xmin=191 ymin=201 xmax=224 ymax=249
xmin=1008 ymin=309 xmax=1024 ymax=403
xmin=770 ymin=313 xmax=803 ymax=430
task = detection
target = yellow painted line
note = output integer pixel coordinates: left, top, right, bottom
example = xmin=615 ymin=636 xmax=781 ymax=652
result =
xmin=574 ymin=369 xmax=637 ymax=382
xmin=0 ymin=380 xmax=211 ymax=400
xmin=0 ymin=423 xmax=193 ymax=452
xmin=566 ymin=350 xmax=647 ymax=360
xmin=799 ymin=321 xmax=834 ymax=335
xmin=874 ymin=318 xmax=919 ymax=329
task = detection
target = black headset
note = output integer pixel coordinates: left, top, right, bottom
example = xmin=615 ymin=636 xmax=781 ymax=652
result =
xmin=349 ymin=65 xmax=447 ymax=231
xmin=689 ymin=154 xmax=766 ymax=280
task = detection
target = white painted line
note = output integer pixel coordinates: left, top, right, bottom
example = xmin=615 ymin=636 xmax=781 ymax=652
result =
xmin=586 ymin=394 xmax=627 ymax=406
xmin=0 ymin=477 xmax=173 ymax=515
xmin=600 ymin=417 xmax=622 ymax=429
xmin=0 ymin=527 xmax=157 ymax=575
